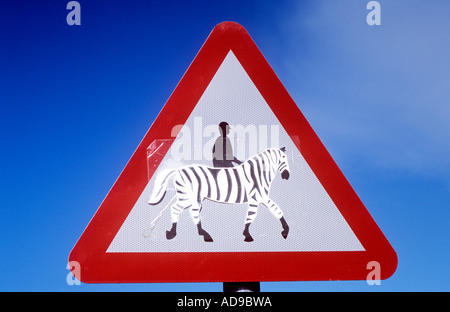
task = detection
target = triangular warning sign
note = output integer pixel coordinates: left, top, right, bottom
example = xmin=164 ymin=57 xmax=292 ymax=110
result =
xmin=69 ymin=22 xmax=397 ymax=283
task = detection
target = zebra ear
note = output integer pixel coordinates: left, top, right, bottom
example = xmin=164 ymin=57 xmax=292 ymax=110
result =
xmin=280 ymin=147 xmax=286 ymax=152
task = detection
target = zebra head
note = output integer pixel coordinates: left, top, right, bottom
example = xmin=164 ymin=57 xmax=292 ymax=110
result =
xmin=278 ymin=147 xmax=290 ymax=180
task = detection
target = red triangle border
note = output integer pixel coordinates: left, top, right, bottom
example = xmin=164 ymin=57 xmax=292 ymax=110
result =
xmin=69 ymin=22 xmax=397 ymax=283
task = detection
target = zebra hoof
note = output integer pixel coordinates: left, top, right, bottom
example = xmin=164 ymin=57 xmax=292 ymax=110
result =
xmin=280 ymin=217 xmax=289 ymax=239
xmin=203 ymin=234 xmax=213 ymax=242
xmin=198 ymin=226 xmax=213 ymax=242
xmin=244 ymin=235 xmax=254 ymax=242
xmin=166 ymin=229 xmax=176 ymax=240
xmin=243 ymin=224 xmax=253 ymax=242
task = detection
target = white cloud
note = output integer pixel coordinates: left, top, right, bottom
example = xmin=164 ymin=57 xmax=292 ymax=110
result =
xmin=274 ymin=0 xmax=450 ymax=179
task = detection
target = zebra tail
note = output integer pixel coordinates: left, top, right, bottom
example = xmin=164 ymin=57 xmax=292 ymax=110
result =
xmin=143 ymin=195 xmax=176 ymax=238
xmin=148 ymin=169 xmax=177 ymax=205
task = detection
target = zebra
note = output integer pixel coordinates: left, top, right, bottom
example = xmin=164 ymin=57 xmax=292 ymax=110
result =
xmin=147 ymin=147 xmax=290 ymax=242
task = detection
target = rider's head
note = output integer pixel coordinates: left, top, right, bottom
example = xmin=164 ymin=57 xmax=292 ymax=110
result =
xmin=218 ymin=121 xmax=230 ymax=137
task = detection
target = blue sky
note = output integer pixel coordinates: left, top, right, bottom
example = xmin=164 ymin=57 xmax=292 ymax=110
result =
xmin=1 ymin=0 xmax=448 ymax=291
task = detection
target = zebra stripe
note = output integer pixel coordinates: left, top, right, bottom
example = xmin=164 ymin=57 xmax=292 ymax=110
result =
xmin=165 ymin=148 xmax=289 ymax=226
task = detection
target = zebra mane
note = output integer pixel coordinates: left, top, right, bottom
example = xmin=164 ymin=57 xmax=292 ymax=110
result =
xmin=255 ymin=147 xmax=286 ymax=157
xmin=249 ymin=147 xmax=286 ymax=165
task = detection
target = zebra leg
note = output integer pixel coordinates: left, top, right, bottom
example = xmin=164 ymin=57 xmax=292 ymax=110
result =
xmin=243 ymin=223 xmax=253 ymax=242
xmin=166 ymin=201 xmax=184 ymax=240
xmin=243 ymin=201 xmax=259 ymax=242
xmin=197 ymin=221 xmax=213 ymax=242
xmin=189 ymin=203 xmax=213 ymax=242
xmin=166 ymin=222 xmax=177 ymax=240
xmin=280 ymin=216 xmax=289 ymax=239
xmin=263 ymin=198 xmax=289 ymax=239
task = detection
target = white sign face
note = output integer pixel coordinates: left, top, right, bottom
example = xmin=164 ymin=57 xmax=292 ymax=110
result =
xmin=107 ymin=51 xmax=364 ymax=253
